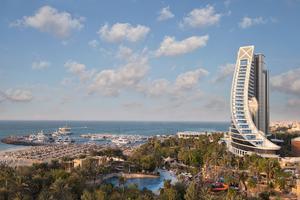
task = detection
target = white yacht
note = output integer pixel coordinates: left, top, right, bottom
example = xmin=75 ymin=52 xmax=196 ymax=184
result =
xmin=111 ymin=137 xmax=130 ymax=146
xmin=62 ymin=136 xmax=74 ymax=144
xmin=35 ymin=130 xmax=50 ymax=144
xmin=28 ymin=134 xmax=37 ymax=142
xmin=58 ymin=126 xmax=72 ymax=135
xmin=55 ymin=136 xmax=74 ymax=144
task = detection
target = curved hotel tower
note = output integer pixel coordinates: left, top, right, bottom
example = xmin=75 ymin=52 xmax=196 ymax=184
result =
xmin=228 ymin=46 xmax=280 ymax=157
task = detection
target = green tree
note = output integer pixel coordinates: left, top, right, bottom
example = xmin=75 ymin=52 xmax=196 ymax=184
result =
xmin=184 ymin=181 xmax=199 ymax=200
xmin=81 ymin=190 xmax=96 ymax=200
xmin=37 ymin=189 xmax=51 ymax=200
xmin=275 ymin=170 xmax=290 ymax=192
xmin=12 ymin=175 xmax=29 ymax=200
xmin=141 ymin=155 xmax=156 ymax=171
xmin=118 ymin=176 xmax=126 ymax=193
xmin=49 ymin=178 xmax=73 ymax=200
xmin=226 ymin=188 xmax=238 ymax=200
xmin=247 ymin=177 xmax=257 ymax=190
xmin=159 ymin=180 xmax=179 ymax=200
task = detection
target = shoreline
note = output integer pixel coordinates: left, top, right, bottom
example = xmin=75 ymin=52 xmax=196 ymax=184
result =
xmin=0 ymin=145 xmax=31 ymax=155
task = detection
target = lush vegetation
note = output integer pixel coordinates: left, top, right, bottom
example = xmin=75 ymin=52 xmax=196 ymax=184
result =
xmin=0 ymin=135 xmax=294 ymax=199
xmin=129 ymin=134 xmax=225 ymax=172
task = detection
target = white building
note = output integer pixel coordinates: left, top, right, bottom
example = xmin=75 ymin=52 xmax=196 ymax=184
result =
xmin=177 ymin=131 xmax=209 ymax=139
xmin=228 ymin=46 xmax=280 ymax=157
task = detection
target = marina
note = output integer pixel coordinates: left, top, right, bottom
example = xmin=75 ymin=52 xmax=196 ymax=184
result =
xmin=0 ymin=121 xmax=228 ymax=150
xmin=81 ymin=133 xmax=150 ymax=146
xmin=1 ymin=126 xmax=76 ymax=146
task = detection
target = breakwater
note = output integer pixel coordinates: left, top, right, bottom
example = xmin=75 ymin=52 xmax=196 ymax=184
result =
xmin=1 ymin=136 xmax=43 ymax=146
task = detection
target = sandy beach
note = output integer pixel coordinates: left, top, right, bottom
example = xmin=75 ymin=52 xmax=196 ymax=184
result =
xmin=0 ymin=145 xmax=31 ymax=154
xmin=0 ymin=143 xmax=106 ymax=167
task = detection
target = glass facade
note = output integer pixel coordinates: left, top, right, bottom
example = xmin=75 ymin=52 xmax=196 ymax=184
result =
xmin=228 ymin=46 xmax=280 ymax=157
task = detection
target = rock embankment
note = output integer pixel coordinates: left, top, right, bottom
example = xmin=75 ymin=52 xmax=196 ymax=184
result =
xmin=1 ymin=136 xmax=42 ymax=146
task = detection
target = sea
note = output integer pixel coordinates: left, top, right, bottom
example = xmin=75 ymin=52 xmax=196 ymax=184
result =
xmin=0 ymin=121 xmax=229 ymax=151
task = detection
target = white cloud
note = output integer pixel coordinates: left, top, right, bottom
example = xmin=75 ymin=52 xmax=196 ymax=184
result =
xmin=144 ymin=79 xmax=171 ymax=97
xmin=213 ymin=63 xmax=235 ymax=82
xmin=10 ymin=5 xmax=84 ymax=38
xmin=155 ymin=35 xmax=209 ymax=57
xmin=88 ymin=52 xmax=149 ymax=96
xmin=239 ymin=16 xmax=267 ymax=29
xmin=1 ymin=89 xmax=33 ymax=102
xmin=32 ymin=60 xmax=50 ymax=70
xmin=141 ymin=68 xmax=208 ymax=98
xmin=271 ymin=68 xmax=300 ymax=96
xmin=157 ymin=6 xmax=174 ymax=21
xmin=98 ymin=23 xmax=150 ymax=43
xmin=64 ymin=60 xmax=95 ymax=82
xmin=181 ymin=5 xmax=221 ymax=28
xmin=116 ymin=45 xmax=134 ymax=60
xmin=175 ymin=68 xmax=209 ymax=90
xmin=88 ymin=40 xmax=99 ymax=48
xmin=63 ymin=48 xmax=149 ymax=97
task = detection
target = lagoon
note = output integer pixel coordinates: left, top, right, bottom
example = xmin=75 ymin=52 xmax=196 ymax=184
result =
xmin=104 ymin=169 xmax=177 ymax=194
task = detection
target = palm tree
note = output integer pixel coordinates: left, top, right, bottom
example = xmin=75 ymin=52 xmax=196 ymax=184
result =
xmin=37 ymin=189 xmax=51 ymax=200
xmin=81 ymin=190 xmax=96 ymax=200
xmin=226 ymin=188 xmax=238 ymax=200
xmin=0 ymin=165 xmax=15 ymax=200
xmin=50 ymin=178 xmax=73 ymax=200
xmin=118 ymin=176 xmax=126 ymax=193
xmin=12 ymin=175 xmax=29 ymax=200
xmin=274 ymin=170 xmax=290 ymax=192
xmin=238 ymin=172 xmax=248 ymax=192
xmin=198 ymin=186 xmax=213 ymax=200
xmin=184 ymin=181 xmax=199 ymax=200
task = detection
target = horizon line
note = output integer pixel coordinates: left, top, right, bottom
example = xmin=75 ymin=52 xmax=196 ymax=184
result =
xmin=0 ymin=119 xmax=230 ymax=123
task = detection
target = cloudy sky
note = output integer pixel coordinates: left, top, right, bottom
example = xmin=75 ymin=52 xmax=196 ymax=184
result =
xmin=0 ymin=0 xmax=300 ymax=121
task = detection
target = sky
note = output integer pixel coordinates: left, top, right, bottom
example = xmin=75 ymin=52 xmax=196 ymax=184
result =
xmin=0 ymin=0 xmax=300 ymax=121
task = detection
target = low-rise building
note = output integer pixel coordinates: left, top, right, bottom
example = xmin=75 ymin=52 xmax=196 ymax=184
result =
xmin=73 ymin=156 xmax=125 ymax=168
xmin=177 ymin=131 xmax=209 ymax=139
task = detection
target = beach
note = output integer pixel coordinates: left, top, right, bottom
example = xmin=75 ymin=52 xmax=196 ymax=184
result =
xmin=0 ymin=144 xmax=105 ymax=167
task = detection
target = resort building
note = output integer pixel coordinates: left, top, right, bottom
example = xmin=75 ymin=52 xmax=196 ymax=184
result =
xmin=73 ymin=156 xmax=125 ymax=168
xmin=228 ymin=45 xmax=280 ymax=157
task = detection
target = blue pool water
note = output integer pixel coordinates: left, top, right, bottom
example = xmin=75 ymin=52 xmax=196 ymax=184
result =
xmin=104 ymin=169 xmax=177 ymax=194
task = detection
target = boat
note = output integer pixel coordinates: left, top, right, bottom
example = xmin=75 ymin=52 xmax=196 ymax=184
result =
xmin=55 ymin=136 xmax=63 ymax=144
xmin=35 ymin=130 xmax=51 ymax=144
xmin=52 ymin=125 xmax=72 ymax=137
xmin=211 ymin=182 xmax=229 ymax=192
xmin=90 ymin=135 xmax=106 ymax=141
xmin=111 ymin=137 xmax=131 ymax=146
xmin=58 ymin=126 xmax=72 ymax=135
xmin=28 ymin=134 xmax=37 ymax=142
xmin=62 ymin=136 xmax=74 ymax=144
xmin=55 ymin=136 xmax=74 ymax=144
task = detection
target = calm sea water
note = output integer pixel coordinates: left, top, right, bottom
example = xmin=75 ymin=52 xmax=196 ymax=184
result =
xmin=0 ymin=121 xmax=229 ymax=151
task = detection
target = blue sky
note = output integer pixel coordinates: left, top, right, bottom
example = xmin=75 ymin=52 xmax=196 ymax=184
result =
xmin=0 ymin=0 xmax=300 ymax=121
